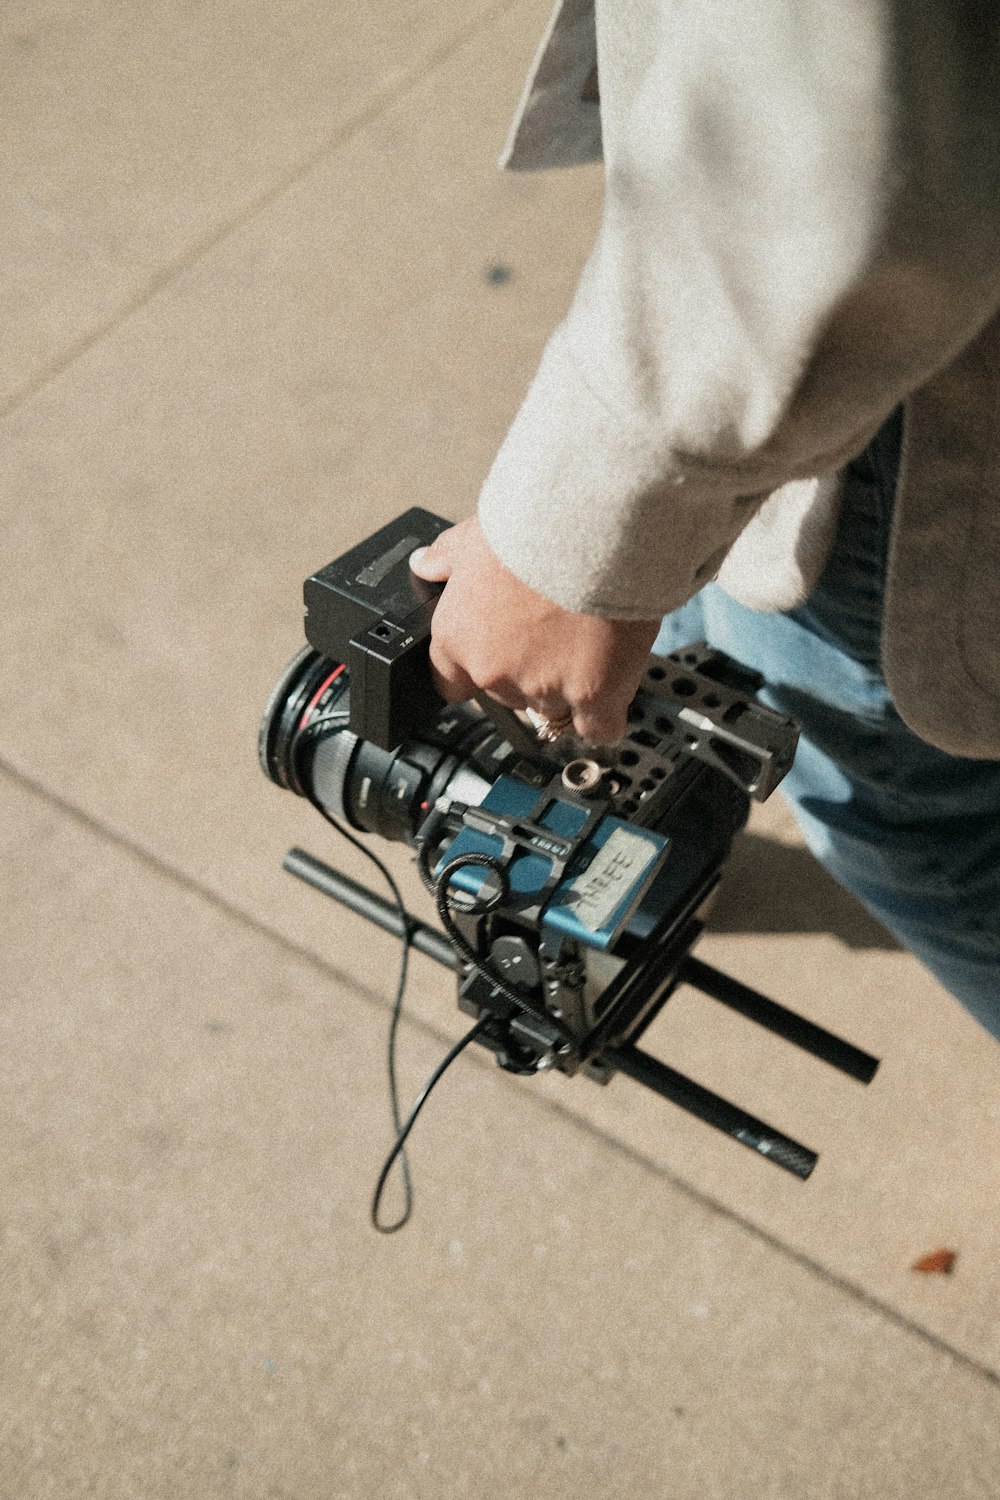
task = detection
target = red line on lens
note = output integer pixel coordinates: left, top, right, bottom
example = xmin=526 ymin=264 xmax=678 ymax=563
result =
xmin=301 ymin=663 xmax=346 ymax=728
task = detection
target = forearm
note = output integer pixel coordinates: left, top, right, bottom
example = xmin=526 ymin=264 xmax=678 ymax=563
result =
xmin=480 ymin=0 xmax=1000 ymax=617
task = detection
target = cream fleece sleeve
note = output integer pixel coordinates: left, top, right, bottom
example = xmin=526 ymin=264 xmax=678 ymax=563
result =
xmin=477 ymin=0 xmax=1000 ymax=618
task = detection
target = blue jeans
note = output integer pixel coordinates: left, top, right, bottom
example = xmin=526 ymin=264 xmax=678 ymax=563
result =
xmin=655 ymin=408 xmax=1000 ymax=1039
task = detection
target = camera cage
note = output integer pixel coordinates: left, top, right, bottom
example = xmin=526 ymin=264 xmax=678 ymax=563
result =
xmin=264 ymin=510 xmax=880 ymax=1190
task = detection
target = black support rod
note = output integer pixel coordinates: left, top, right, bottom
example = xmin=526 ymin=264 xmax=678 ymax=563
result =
xmin=678 ymin=955 xmax=879 ymax=1084
xmin=604 ymin=1043 xmax=818 ymax=1179
xmin=283 ymin=848 xmax=459 ymax=971
xmin=284 ymin=849 xmax=871 ymax=1179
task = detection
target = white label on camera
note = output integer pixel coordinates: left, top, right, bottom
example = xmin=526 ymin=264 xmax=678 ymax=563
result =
xmin=562 ymin=828 xmax=658 ymax=932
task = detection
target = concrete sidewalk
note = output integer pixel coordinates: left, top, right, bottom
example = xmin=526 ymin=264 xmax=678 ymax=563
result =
xmin=1 ymin=2 xmax=998 ymax=1495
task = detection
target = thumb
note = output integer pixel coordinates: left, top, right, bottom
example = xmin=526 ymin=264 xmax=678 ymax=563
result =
xmin=409 ymin=528 xmax=454 ymax=582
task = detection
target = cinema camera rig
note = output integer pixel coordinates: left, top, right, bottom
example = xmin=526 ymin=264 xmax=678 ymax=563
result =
xmin=260 ymin=509 xmax=878 ymax=1192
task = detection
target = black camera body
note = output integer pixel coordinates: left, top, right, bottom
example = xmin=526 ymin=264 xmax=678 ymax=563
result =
xmin=261 ymin=510 xmax=879 ymax=1182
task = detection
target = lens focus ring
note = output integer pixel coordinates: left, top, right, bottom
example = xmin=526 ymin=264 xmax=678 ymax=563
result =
xmin=310 ymin=729 xmax=361 ymax=822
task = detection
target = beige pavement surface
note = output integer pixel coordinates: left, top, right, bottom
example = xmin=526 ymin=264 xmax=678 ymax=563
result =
xmin=1 ymin=2 xmax=998 ymax=1496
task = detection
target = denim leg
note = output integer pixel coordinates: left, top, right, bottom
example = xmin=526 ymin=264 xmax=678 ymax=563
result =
xmin=655 ymin=411 xmax=1000 ymax=1038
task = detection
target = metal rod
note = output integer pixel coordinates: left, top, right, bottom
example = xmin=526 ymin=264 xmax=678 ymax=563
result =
xmin=678 ymin=955 xmax=879 ymax=1084
xmin=284 ymin=852 xmax=863 ymax=1180
xmin=604 ymin=1043 xmax=817 ymax=1179
xmin=283 ymin=848 xmax=459 ymax=970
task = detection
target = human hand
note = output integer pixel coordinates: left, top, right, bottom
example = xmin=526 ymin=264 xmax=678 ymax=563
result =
xmin=409 ymin=516 xmax=661 ymax=745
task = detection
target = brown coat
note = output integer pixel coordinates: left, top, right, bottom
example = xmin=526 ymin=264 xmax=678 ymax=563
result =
xmin=478 ymin=0 xmax=1000 ymax=757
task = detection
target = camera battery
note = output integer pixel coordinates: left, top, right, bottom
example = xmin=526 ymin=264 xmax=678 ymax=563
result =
xmin=442 ymin=774 xmax=671 ymax=952
xmin=303 ymin=507 xmax=452 ymax=750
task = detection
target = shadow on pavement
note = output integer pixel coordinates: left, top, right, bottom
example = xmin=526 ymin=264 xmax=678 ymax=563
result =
xmin=708 ymin=832 xmax=901 ymax=950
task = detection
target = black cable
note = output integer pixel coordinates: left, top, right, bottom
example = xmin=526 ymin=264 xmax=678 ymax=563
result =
xmin=288 ymin=686 xmax=428 ymax=1228
xmin=289 ymin=692 xmax=520 ymax=1231
xmin=369 ymin=1016 xmax=490 ymax=1233
xmin=305 ymin=812 xmax=573 ymax=1231
xmin=306 ymin=797 xmax=417 ymax=1231
xmin=305 ymin=805 xmax=521 ymax=1231
xmin=297 ymin=726 xmax=569 ymax=1230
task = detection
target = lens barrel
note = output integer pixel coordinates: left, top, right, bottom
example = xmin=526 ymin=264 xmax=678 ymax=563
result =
xmin=258 ymin=646 xmax=347 ymax=796
xmin=259 ymin=647 xmax=493 ymax=844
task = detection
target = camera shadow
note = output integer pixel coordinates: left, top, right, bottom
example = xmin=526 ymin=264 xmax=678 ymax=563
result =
xmin=707 ymin=831 xmax=901 ymax=951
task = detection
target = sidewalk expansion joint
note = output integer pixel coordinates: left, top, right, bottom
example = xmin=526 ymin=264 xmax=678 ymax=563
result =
xmin=3 ymin=750 xmax=998 ymax=1396
xmin=0 ymin=0 xmax=523 ymax=426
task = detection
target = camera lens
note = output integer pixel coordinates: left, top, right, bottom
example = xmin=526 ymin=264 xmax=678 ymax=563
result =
xmin=258 ymin=646 xmax=349 ymax=796
xmin=259 ymin=647 xmax=494 ymax=844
